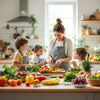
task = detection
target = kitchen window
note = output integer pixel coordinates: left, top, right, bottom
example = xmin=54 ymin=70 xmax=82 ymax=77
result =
xmin=45 ymin=1 xmax=77 ymax=46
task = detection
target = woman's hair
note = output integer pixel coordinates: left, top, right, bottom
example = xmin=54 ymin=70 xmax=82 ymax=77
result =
xmin=15 ymin=36 xmax=28 ymax=49
xmin=32 ymin=44 xmax=43 ymax=53
xmin=75 ymin=47 xmax=89 ymax=60
xmin=53 ymin=18 xmax=65 ymax=33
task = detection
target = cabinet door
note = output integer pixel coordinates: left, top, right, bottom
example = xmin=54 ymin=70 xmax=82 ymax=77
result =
xmin=0 ymin=93 xmax=94 ymax=100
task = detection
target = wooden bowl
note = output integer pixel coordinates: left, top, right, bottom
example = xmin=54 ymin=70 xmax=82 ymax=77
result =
xmin=86 ymin=79 xmax=100 ymax=86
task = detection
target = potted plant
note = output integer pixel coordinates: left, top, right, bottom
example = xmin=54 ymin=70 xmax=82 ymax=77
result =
xmin=81 ymin=25 xmax=88 ymax=35
xmin=29 ymin=15 xmax=37 ymax=39
xmin=5 ymin=42 xmax=11 ymax=49
xmin=86 ymin=27 xmax=91 ymax=35
xmin=82 ymin=60 xmax=91 ymax=73
xmin=90 ymin=14 xmax=96 ymax=20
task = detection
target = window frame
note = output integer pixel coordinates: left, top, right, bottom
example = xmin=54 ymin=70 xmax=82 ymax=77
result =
xmin=45 ymin=1 xmax=76 ymax=45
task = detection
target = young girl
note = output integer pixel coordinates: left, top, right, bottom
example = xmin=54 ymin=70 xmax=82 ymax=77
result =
xmin=13 ymin=37 xmax=31 ymax=71
xmin=71 ymin=47 xmax=89 ymax=69
xmin=32 ymin=44 xmax=47 ymax=66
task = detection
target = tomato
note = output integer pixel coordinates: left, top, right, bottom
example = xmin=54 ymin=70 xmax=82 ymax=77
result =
xmin=30 ymin=73 xmax=35 ymax=77
xmin=15 ymin=73 xmax=18 ymax=76
xmin=34 ymin=79 xmax=40 ymax=84
xmin=39 ymin=70 xmax=44 ymax=74
xmin=35 ymin=76 xmax=42 ymax=81
xmin=25 ymin=81 xmax=30 ymax=86
xmin=18 ymin=72 xmax=21 ymax=75
xmin=17 ymin=79 xmax=22 ymax=85
xmin=23 ymin=73 xmax=27 ymax=76
xmin=41 ymin=76 xmax=46 ymax=80
xmin=0 ymin=79 xmax=7 ymax=86
xmin=45 ymin=66 xmax=49 ymax=70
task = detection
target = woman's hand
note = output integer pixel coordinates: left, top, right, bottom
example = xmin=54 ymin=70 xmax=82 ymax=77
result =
xmin=48 ymin=58 xmax=53 ymax=64
xmin=55 ymin=59 xmax=62 ymax=67
xmin=71 ymin=61 xmax=77 ymax=67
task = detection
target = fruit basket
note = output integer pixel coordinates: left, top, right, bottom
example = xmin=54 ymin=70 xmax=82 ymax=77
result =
xmin=86 ymin=79 xmax=100 ymax=86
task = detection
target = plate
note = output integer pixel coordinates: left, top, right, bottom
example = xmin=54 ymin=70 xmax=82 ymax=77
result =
xmin=63 ymin=82 xmax=71 ymax=85
xmin=72 ymin=84 xmax=87 ymax=88
xmin=50 ymin=74 xmax=64 ymax=78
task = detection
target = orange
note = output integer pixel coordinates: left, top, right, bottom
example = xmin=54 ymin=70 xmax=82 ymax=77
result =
xmin=34 ymin=79 xmax=40 ymax=84
xmin=0 ymin=58 xmax=3 ymax=60
xmin=36 ymin=36 xmax=39 ymax=39
xmin=49 ymin=68 xmax=53 ymax=72
xmin=9 ymin=79 xmax=17 ymax=86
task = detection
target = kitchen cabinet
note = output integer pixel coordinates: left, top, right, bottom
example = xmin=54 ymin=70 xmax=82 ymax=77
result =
xmin=0 ymin=92 xmax=94 ymax=100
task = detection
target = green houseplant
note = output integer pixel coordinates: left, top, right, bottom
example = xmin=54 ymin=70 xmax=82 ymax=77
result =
xmin=90 ymin=14 xmax=96 ymax=20
xmin=82 ymin=60 xmax=91 ymax=72
xmin=5 ymin=42 xmax=11 ymax=48
xmin=30 ymin=15 xmax=37 ymax=35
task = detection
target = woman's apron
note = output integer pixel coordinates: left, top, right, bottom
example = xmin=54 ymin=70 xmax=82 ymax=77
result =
xmin=51 ymin=37 xmax=70 ymax=71
xmin=18 ymin=50 xmax=28 ymax=71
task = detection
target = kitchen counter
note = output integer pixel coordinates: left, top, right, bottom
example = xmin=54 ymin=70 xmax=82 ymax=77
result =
xmin=0 ymin=83 xmax=100 ymax=92
xmin=0 ymin=60 xmax=33 ymax=64
xmin=0 ymin=60 xmax=100 ymax=64
xmin=0 ymin=83 xmax=100 ymax=100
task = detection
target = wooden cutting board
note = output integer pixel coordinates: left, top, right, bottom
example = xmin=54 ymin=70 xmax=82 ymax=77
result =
xmin=0 ymin=40 xmax=6 ymax=52
xmin=94 ymin=9 xmax=100 ymax=20
xmin=42 ymin=69 xmax=66 ymax=76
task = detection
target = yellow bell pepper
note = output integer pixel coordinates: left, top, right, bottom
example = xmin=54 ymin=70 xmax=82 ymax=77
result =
xmin=26 ymin=75 xmax=34 ymax=84
xmin=96 ymin=73 xmax=100 ymax=77
xmin=0 ymin=76 xmax=6 ymax=79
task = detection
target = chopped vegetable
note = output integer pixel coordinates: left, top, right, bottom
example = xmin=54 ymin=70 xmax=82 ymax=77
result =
xmin=67 ymin=67 xmax=82 ymax=72
xmin=64 ymin=72 xmax=76 ymax=82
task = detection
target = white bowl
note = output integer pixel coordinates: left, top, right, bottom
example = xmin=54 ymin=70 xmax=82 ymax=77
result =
xmin=72 ymin=84 xmax=87 ymax=88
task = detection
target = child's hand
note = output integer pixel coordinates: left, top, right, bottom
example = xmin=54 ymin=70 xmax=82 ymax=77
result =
xmin=43 ymin=60 xmax=47 ymax=64
xmin=25 ymin=64 xmax=31 ymax=67
xmin=71 ymin=61 xmax=77 ymax=67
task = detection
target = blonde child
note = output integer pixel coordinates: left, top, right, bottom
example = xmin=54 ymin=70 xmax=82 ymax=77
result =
xmin=32 ymin=44 xmax=47 ymax=66
xmin=71 ymin=47 xmax=89 ymax=69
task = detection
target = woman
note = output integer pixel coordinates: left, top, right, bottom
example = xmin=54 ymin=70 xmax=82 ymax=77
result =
xmin=48 ymin=18 xmax=73 ymax=71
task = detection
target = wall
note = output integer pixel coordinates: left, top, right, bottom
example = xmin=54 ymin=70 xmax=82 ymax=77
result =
xmin=0 ymin=0 xmax=100 ymax=53
xmin=78 ymin=0 xmax=100 ymax=49
xmin=0 ymin=0 xmax=45 ymax=51
xmin=0 ymin=0 xmax=19 ymax=27
xmin=28 ymin=0 xmax=45 ymax=45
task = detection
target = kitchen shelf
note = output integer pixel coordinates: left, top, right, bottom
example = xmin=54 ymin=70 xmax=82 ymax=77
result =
xmin=81 ymin=35 xmax=100 ymax=37
xmin=80 ymin=20 xmax=100 ymax=23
